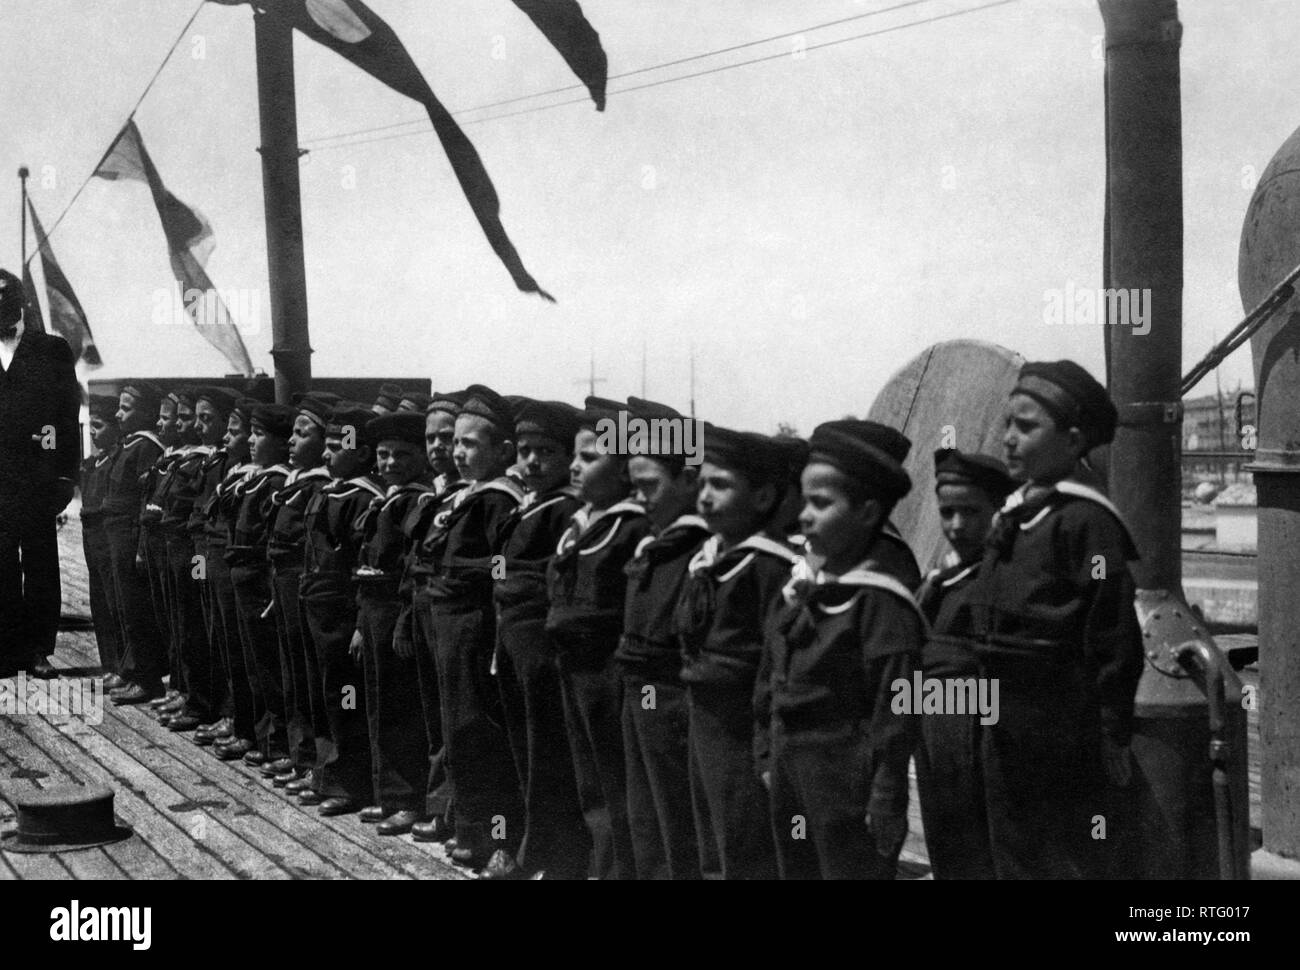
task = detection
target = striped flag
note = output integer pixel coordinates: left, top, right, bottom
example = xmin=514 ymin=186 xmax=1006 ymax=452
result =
xmin=93 ymin=119 xmax=255 ymax=376
xmin=26 ymin=199 xmax=102 ymax=366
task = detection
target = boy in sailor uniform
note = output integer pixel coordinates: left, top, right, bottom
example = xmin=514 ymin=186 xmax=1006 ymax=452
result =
xmin=677 ymin=426 xmax=798 ymax=880
xmin=402 ymin=391 xmax=471 ymax=843
xmin=103 ymin=382 xmax=169 ymax=705
xmin=615 ymin=397 xmax=710 ymax=881
xmin=546 ymin=397 xmax=652 ymax=880
xmin=139 ymin=391 xmax=186 ymax=710
xmin=81 ymin=395 xmax=124 ymax=684
xmin=350 ymin=411 xmax=434 ymax=834
xmin=913 ymin=448 xmax=1014 ymax=880
xmin=159 ymin=387 xmax=230 ymax=733
xmin=412 ymin=386 xmax=526 ymax=864
xmin=226 ymin=404 xmax=295 ymax=770
xmin=960 ymin=359 xmax=1144 ymax=879
xmin=758 ymin=420 xmax=924 ymax=879
xmin=399 ymin=386 xmax=524 ymax=864
xmin=266 ymin=395 xmax=336 ymax=798
xmin=483 ymin=399 xmax=587 ymax=880
xmin=298 ymin=404 xmax=384 ymax=816
xmin=184 ymin=387 xmax=243 ymax=747
xmin=203 ymin=398 xmax=262 ymax=762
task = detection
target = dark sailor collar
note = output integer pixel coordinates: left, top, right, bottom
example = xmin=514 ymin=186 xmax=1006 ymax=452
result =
xmin=633 ymin=513 xmax=709 ymax=560
xmin=124 ymin=430 xmax=165 ymax=452
xmin=687 ymin=532 xmax=800 ymax=583
xmin=782 ymin=555 xmax=928 ymax=626
xmin=1000 ymin=478 xmax=1131 ymax=539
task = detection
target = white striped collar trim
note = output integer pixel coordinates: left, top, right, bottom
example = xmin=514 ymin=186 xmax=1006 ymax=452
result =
xmin=343 ymin=476 xmax=385 ymax=499
xmin=381 ymin=481 xmax=430 ymax=510
xmin=1054 ymin=480 xmax=1127 ymax=523
xmin=466 ymin=477 xmax=526 ymax=505
xmin=782 ymin=557 xmax=927 ymax=625
xmin=1002 ymin=479 xmax=1131 ymax=536
xmin=635 ymin=513 xmax=710 ymax=560
xmin=940 ymin=562 xmax=978 ymax=588
xmin=520 ymin=490 xmax=573 ymax=521
xmin=286 ymin=465 xmax=330 ymax=486
xmin=125 ymin=431 xmax=164 ymax=451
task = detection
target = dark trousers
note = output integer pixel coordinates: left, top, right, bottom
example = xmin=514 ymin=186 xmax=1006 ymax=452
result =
xmin=230 ymin=564 xmax=286 ymax=757
xmin=301 ymin=579 xmax=372 ymax=802
xmin=103 ymin=515 xmax=166 ymax=690
xmin=622 ymin=674 xmax=702 ymax=880
xmin=141 ymin=526 xmax=179 ymax=691
xmin=409 ymin=592 xmax=452 ymax=820
xmin=769 ymin=722 xmax=898 ymax=880
xmin=495 ymin=613 xmax=590 ymax=877
xmin=194 ymin=538 xmax=231 ymax=720
xmin=206 ymin=549 xmax=253 ymax=735
xmin=358 ymin=589 xmax=426 ymax=813
xmin=980 ymin=664 xmax=1107 ymax=880
xmin=82 ymin=517 xmax=123 ymax=674
xmin=557 ymin=650 xmax=636 ymax=880
xmin=687 ymin=683 xmax=778 ymax=880
xmin=0 ymin=503 xmax=61 ymax=669
xmin=167 ymin=533 xmax=215 ymax=721
xmin=272 ymin=565 xmax=317 ymax=771
xmin=427 ymin=600 xmax=521 ymax=845
xmin=915 ymin=712 xmax=995 ymax=879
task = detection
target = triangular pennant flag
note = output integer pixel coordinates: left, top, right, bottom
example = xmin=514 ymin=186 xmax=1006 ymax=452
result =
xmin=27 ymin=200 xmax=103 ymax=366
xmin=510 ymin=0 xmax=608 ymax=110
xmin=94 ymin=119 xmax=254 ymax=376
xmin=214 ymin=0 xmax=556 ymax=301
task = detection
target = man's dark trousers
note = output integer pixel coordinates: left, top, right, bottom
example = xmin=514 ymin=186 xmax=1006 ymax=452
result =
xmin=0 ymin=509 xmax=61 ymax=670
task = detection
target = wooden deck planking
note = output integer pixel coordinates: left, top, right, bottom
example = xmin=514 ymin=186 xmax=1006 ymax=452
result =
xmin=3 ymin=715 xmax=240 ymax=880
xmin=91 ymin=702 xmax=457 ymax=880
xmin=0 ymin=517 xmax=467 ymax=881
xmin=36 ymin=715 xmax=310 ymax=881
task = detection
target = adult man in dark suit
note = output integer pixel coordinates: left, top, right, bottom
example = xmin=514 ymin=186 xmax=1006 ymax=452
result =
xmin=0 ymin=268 xmax=81 ymax=679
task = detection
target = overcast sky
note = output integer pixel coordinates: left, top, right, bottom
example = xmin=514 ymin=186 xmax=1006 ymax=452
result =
xmin=3 ymin=0 xmax=1291 ymax=433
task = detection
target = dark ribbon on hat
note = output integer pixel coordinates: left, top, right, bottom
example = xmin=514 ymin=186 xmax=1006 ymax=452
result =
xmin=1012 ymin=374 xmax=1083 ymax=436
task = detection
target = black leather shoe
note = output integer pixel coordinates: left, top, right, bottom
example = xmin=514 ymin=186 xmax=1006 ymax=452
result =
xmin=102 ymin=673 xmax=125 ymax=691
xmin=29 ymin=659 xmax=58 ymax=680
xmin=215 ymin=738 xmax=254 ymax=761
xmin=271 ymin=769 xmax=303 ymax=788
xmin=148 ymin=691 xmax=177 ymax=709
xmin=111 ymin=683 xmax=163 ymax=706
xmin=411 ymin=816 xmax=453 ymax=843
xmin=318 ymin=797 xmax=359 ymax=817
xmin=196 ymin=717 xmax=234 ymax=740
xmin=479 ymin=849 xmax=526 ymax=880
xmin=410 ymin=816 xmax=452 ymax=837
xmin=261 ymin=757 xmax=295 ymax=778
xmin=168 ymin=714 xmax=203 ymax=732
xmin=241 ymin=748 xmax=267 ymax=767
xmin=376 ymin=810 xmax=423 ymax=836
xmin=297 ymin=790 xmax=324 ymax=806
xmin=285 ymin=775 xmax=315 ymax=794
xmin=450 ymin=825 xmax=493 ymax=868
xmin=359 ymin=806 xmax=387 ymax=824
